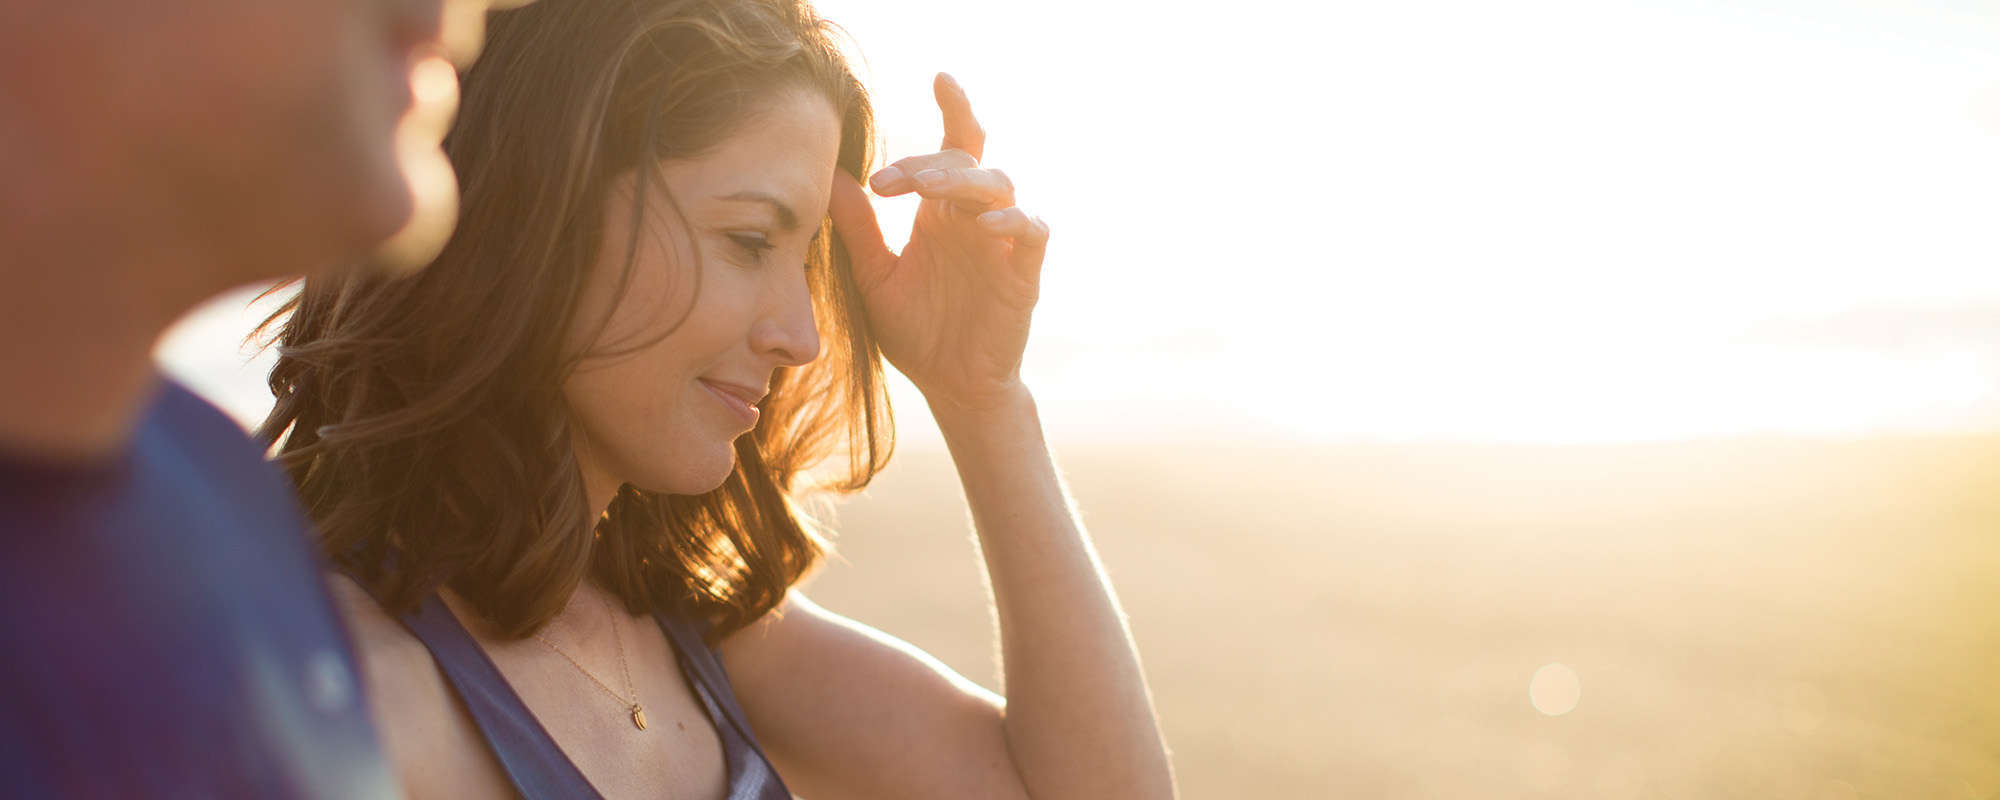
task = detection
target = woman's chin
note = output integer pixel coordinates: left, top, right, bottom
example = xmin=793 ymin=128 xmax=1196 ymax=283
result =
xmin=634 ymin=446 xmax=739 ymax=496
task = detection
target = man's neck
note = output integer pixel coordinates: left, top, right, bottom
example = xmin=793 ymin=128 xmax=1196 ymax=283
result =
xmin=0 ymin=232 xmax=198 ymax=463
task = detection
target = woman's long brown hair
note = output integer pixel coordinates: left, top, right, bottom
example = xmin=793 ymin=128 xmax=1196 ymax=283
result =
xmin=258 ymin=0 xmax=890 ymax=641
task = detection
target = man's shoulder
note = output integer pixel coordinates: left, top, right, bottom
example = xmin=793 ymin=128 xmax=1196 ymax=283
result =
xmin=135 ymin=379 xmax=313 ymax=537
xmin=0 ymin=379 xmax=298 ymax=553
xmin=141 ymin=379 xmax=269 ymax=466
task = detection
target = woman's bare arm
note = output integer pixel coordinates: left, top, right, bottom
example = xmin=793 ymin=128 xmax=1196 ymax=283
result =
xmin=930 ymin=383 xmax=1177 ymax=799
xmin=717 ymin=387 xmax=1177 ymax=800
xmin=719 ymin=72 xmax=1174 ymax=800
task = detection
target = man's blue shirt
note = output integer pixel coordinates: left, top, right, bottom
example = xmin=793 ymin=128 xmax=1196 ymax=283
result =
xmin=0 ymin=380 xmax=397 ymax=798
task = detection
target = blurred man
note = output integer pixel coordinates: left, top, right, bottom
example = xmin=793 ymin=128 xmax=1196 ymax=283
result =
xmin=0 ymin=0 xmax=517 ymax=795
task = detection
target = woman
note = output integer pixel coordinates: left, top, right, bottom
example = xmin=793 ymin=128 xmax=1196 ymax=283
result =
xmin=261 ymin=0 xmax=1174 ymax=797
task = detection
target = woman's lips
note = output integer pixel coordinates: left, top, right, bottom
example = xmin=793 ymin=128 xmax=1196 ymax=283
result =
xmin=699 ymin=379 xmax=760 ymax=427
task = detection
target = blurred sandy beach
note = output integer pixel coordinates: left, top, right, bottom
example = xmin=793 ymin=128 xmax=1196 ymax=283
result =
xmin=803 ymin=436 xmax=2000 ymax=799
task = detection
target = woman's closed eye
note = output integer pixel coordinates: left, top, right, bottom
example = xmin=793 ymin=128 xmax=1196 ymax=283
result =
xmin=725 ymin=231 xmax=776 ymax=265
xmin=729 ymin=230 xmax=822 ymax=274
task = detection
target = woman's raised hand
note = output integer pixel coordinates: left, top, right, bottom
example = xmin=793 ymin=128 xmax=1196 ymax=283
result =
xmin=829 ymin=73 xmax=1049 ymax=413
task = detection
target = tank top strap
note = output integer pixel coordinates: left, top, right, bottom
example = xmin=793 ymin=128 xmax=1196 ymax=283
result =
xmin=650 ymin=608 xmax=794 ymax=800
xmin=393 ymin=592 xmax=604 ymax=800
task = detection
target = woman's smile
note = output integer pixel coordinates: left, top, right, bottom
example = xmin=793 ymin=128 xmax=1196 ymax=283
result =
xmin=698 ymin=377 xmax=762 ymax=429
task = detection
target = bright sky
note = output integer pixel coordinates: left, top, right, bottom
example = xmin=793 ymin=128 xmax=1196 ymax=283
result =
xmin=160 ymin=0 xmax=2000 ymax=444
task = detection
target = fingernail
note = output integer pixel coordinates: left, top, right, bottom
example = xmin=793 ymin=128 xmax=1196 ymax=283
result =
xmin=914 ymin=169 xmax=947 ymax=187
xmin=871 ymin=166 xmax=904 ymax=190
xmin=978 ymin=210 xmax=1006 ymax=226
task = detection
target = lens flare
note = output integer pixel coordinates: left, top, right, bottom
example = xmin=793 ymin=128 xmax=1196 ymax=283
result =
xmin=1529 ymin=663 xmax=1581 ymax=716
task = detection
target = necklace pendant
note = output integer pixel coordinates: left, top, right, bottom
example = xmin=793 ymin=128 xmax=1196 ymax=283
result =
xmin=632 ymin=705 xmax=648 ymax=731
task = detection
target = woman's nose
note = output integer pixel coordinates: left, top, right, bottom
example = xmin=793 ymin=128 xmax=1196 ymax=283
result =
xmin=751 ymin=273 xmax=821 ymax=367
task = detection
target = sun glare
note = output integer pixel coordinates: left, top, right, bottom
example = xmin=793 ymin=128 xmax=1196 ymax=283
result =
xmin=163 ymin=0 xmax=2000 ymax=446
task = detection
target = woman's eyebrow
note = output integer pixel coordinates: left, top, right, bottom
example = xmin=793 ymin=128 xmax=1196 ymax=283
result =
xmin=714 ymin=191 xmax=799 ymax=231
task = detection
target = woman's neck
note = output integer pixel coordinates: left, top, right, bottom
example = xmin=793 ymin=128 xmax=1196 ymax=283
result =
xmin=443 ymin=578 xmax=628 ymax=646
xmin=574 ymin=436 xmax=623 ymax=523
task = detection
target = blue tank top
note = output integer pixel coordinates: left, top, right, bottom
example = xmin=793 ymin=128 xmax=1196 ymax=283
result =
xmin=393 ymin=592 xmax=793 ymax=799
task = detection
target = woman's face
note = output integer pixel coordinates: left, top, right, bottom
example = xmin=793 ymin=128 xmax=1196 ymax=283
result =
xmin=564 ymin=88 xmax=841 ymax=502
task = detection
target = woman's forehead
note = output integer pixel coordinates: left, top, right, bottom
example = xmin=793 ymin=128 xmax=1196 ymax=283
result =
xmin=666 ymin=90 xmax=842 ymax=220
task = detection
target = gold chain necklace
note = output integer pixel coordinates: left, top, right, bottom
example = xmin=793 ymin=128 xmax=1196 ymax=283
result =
xmin=531 ymin=600 xmax=648 ymax=731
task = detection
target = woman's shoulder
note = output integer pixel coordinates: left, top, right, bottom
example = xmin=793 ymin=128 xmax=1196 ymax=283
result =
xmin=326 ymin=573 xmax=433 ymax=679
xmin=324 ymin=573 xmax=449 ymax=736
xmin=324 ymin=573 xmax=515 ymax=799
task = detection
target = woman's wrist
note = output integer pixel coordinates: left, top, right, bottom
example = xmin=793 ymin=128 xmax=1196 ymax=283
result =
xmin=924 ymin=379 xmax=1038 ymax=444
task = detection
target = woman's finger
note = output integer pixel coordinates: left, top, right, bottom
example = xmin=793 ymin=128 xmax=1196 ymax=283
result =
xmin=870 ymin=149 xmax=979 ymax=196
xmin=974 ymin=207 xmax=1050 ymax=280
xmin=908 ymin=167 xmax=1014 ymax=211
xmin=935 ymin=72 xmax=985 ymax=162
